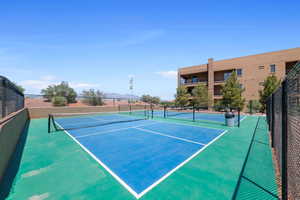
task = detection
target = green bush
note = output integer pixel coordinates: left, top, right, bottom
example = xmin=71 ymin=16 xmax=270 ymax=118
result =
xmin=42 ymin=81 xmax=77 ymax=103
xmin=52 ymin=96 xmax=67 ymax=106
xmin=140 ymin=94 xmax=161 ymax=105
xmin=81 ymin=89 xmax=104 ymax=106
xmin=213 ymin=101 xmax=225 ymax=111
xmin=247 ymin=100 xmax=261 ymax=114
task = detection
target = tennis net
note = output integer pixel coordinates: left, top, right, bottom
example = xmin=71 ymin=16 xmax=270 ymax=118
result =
xmin=166 ymin=107 xmax=194 ymax=117
xmin=48 ymin=111 xmax=148 ymax=133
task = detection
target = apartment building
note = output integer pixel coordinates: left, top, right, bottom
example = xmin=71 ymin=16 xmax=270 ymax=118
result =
xmin=178 ymin=47 xmax=300 ymax=105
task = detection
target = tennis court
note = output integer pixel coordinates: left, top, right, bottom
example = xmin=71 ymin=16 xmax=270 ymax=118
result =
xmin=1 ymin=109 xmax=279 ymax=200
xmin=51 ymin=112 xmax=226 ymax=198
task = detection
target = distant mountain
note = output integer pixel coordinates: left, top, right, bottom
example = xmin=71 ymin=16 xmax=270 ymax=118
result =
xmin=25 ymin=94 xmax=43 ymax=98
xmin=103 ymin=93 xmax=140 ymax=100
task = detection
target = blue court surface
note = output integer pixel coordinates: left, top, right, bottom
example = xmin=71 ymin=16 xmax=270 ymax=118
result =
xmin=55 ymin=113 xmax=226 ymax=198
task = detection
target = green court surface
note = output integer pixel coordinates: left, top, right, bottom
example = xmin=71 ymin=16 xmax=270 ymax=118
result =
xmin=0 ymin=116 xmax=278 ymax=200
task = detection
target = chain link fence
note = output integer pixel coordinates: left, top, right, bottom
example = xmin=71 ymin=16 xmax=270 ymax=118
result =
xmin=0 ymin=76 xmax=24 ymax=119
xmin=266 ymin=62 xmax=300 ymax=200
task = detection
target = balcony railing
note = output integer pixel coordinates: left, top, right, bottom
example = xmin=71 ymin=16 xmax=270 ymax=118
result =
xmin=214 ymin=93 xmax=222 ymax=96
xmin=214 ymin=79 xmax=225 ymax=83
xmin=182 ymin=80 xmax=208 ymax=85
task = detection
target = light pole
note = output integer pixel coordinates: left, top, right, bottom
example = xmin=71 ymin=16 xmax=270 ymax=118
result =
xmin=129 ymin=76 xmax=133 ymax=104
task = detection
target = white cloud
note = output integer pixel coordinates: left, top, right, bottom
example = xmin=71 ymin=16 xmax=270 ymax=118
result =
xmin=156 ymin=70 xmax=177 ymax=79
xmin=41 ymin=75 xmax=56 ymax=81
xmin=21 ymin=79 xmax=58 ymax=90
xmin=21 ymin=76 xmax=101 ymax=93
xmin=128 ymin=74 xmax=135 ymax=78
xmin=69 ymin=83 xmax=100 ymax=88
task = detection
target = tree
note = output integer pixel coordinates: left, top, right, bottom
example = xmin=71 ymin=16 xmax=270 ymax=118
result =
xmin=140 ymin=94 xmax=160 ymax=104
xmin=220 ymin=71 xmax=245 ymax=110
xmin=81 ymin=89 xmax=104 ymax=106
xmin=175 ymin=86 xmax=191 ymax=107
xmin=41 ymin=81 xmax=77 ymax=103
xmin=192 ymin=83 xmax=211 ymax=108
xmin=150 ymin=96 xmax=160 ymax=104
xmin=141 ymin=95 xmax=152 ymax=103
xmin=247 ymin=100 xmax=262 ymax=114
xmin=14 ymin=82 xmax=25 ymax=93
xmin=259 ymin=75 xmax=281 ymax=112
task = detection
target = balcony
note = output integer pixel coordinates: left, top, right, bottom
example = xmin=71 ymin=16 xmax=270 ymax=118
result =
xmin=213 ymin=95 xmax=222 ymax=99
xmin=181 ymin=79 xmax=208 ymax=86
xmin=214 ymin=69 xmax=234 ymax=85
xmin=214 ymin=79 xmax=225 ymax=85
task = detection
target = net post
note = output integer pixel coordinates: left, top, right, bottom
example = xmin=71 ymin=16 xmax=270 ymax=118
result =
xmin=151 ymin=109 xmax=154 ymax=119
xmin=48 ymin=114 xmax=51 ymax=133
xmin=281 ymin=80 xmax=288 ymax=200
xmin=238 ymin=107 xmax=240 ymax=127
xmin=164 ymin=106 xmax=166 ymax=118
xmin=192 ymin=105 xmax=195 ymax=122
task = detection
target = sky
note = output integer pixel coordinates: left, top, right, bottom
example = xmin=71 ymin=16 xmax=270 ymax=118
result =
xmin=1 ymin=0 xmax=300 ymax=100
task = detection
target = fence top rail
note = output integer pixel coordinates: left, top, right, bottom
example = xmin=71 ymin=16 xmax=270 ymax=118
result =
xmin=0 ymin=75 xmax=24 ymax=96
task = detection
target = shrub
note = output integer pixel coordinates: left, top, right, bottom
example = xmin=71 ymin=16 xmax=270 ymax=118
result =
xmin=247 ymin=100 xmax=262 ymax=114
xmin=52 ymin=96 xmax=67 ymax=106
xmin=81 ymin=89 xmax=104 ymax=106
xmin=42 ymin=81 xmax=77 ymax=103
xmin=140 ymin=94 xmax=160 ymax=105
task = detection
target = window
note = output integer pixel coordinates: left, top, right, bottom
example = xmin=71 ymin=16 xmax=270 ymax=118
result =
xmin=259 ymin=66 xmax=264 ymax=70
xmin=192 ymin=76 xmax=199 ymax=83
xmin=180 ymin=78 xmax=186 ymax=84
xmin=236 ymin=69 xmax=242 ymax=76
xmin=224 ymin=72 xmax=232 ymax=80
xmin=270 ymin=64 xmax=276 ymax=73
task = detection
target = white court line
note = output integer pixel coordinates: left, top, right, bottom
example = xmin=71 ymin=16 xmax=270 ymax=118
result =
xmin=137 ymin=129 xmax=229 ymax=198
xmin=76 ymin=122 xmax=160 ymax=139
xmin=240 ymin=115 xmax=247 ymax=122
xmin=53 ymin=120 xmax=228 ymax=199
xmin=134 ymin=127 xmax=205 ymax=146
xmin=54 ymin=121 xmax=140 ymax=199
xmin=146 ymin=119 xmax=223 ymax=131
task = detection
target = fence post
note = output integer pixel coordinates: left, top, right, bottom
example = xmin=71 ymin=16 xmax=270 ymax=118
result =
xmin=164 ymin=106 xmax=166 ymax=118
xmin=1 ymin=79 xmax=7 ymax=118
xmin=271 ymin=94 xmax=275 ymax=148
xmin=281 ymin=80 xmax=288 ymax=200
